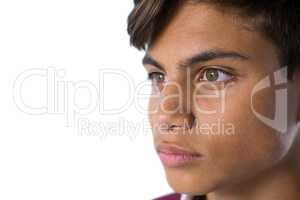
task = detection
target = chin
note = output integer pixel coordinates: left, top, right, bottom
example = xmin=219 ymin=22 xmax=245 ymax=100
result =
xmin=164 ymin=167 xmax=221 ymax=195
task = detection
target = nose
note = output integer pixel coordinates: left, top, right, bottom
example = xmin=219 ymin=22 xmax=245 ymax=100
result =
xmin=156 ymin=80 xmax=195 ymax=132
xmin=158 ymin=112 xmax=195 ymax=132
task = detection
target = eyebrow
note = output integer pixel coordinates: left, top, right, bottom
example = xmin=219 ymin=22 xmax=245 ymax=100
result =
xmin=142 ymin=56 xmax=164 ymax=71
xmin=142 ymin=49 xmax=250 ymax=70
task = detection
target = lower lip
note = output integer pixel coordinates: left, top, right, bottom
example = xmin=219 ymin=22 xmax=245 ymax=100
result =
xmin=158 ymin=152 xmax=201 ymax=168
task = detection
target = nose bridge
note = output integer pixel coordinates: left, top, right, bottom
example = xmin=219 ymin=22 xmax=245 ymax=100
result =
xmin=158 ymin=78 xmax=194 ymax=130
xmin=161 ymin=81 xmax=182 ymax=113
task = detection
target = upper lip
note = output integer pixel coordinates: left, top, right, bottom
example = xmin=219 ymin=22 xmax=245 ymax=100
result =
xmin=156 ymin=143 xmax=201 ymax=157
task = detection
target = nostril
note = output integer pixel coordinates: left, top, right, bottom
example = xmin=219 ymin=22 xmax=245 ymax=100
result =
xmin=157 ymin=113 xmax=196 ymax=132
xmin=168 ymin=124 xmax=179 ymax=131
xmin=167 ymin=123 xmax=194 ymax=131
xmin=157 ymin=123 xmax=181 ymax=132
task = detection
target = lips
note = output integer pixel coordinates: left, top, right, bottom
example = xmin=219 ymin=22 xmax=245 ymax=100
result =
xmin=157 ymin=144 xmax=202 ymax=168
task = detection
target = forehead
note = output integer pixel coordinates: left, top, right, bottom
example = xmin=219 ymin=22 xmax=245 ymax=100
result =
xmin=147 ymin=2 xmax=279 ymax=68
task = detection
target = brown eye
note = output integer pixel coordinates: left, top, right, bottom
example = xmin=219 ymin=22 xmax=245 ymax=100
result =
xmin=200 ymin=68 xmax=233 ymax=82
xmin=148 ymin=72 xmax=165 ymax=83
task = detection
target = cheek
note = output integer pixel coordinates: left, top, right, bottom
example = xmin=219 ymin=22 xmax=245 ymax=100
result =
xmin=198 ymin=126 xmax=287 ymax=195
xmin=148 ymin=96 xmax=159 ymax=120
xmin=194 ymin=87 xmax=285 ymax=183
xmin=203 ymin=127 xmax=283 ymax=178
xmin=193 ymin=85 xmax=228 ymax=114
xmin=148 ymin=96 xmax=162 ymax=137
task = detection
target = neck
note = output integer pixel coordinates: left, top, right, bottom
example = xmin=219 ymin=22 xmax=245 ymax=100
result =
xmin=207 ymin=146 xmax=300 ymax=200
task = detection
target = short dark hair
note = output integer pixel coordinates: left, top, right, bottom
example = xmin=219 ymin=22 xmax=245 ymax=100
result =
xmin=127 ymin=0 xmax=300 ymax=79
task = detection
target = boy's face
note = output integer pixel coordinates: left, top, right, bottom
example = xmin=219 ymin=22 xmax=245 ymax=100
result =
xmin=143 ymin=2 xmax=300 ymax=195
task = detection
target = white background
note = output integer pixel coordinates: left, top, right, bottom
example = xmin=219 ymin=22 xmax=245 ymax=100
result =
xmin=0 ymin=0 xmax=171 ymax=199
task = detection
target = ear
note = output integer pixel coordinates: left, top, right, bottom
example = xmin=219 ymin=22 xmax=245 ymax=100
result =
xmin=297 ymin=93 xmax=300 ymax=123
xmin=293 ymin=67 xmax=300 ymax=122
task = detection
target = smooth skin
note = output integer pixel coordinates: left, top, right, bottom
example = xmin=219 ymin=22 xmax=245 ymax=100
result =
xmin=143 ymin=2 xmax=300 ymax=200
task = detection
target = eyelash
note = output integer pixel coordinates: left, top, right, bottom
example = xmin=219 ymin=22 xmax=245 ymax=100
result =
xmin=197 ymin=67 xmax=235 ymax=83
xmin=147 ymin=67 xmax=236 ymax=83
xmin=147 ymin=72 xmax=165 ymax=81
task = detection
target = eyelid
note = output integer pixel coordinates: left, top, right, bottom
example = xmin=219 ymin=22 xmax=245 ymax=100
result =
xmin=145 ymin=65 xmax=165 ymax=75
xmin=148 ymin=71 xmax=163 ymax=77
xmin=147 ymin=72 xmax=167 ymax=84
xmin=200 ymin=65 xmax=236 ymax=74
xmin=144 ymin=64 xmax=166 ymax=73
xmin=147 ymin=70 xmax=165 ymax=77
xmin=195 ymin=65 xmax=236 ymax=82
